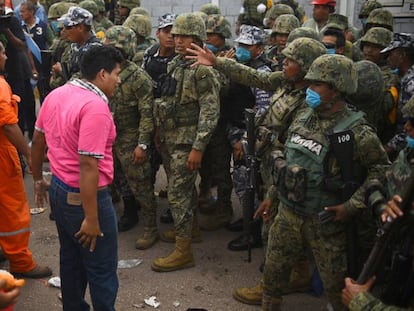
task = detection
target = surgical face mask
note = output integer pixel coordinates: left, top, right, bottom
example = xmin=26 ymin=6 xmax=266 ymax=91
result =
xmin=205 ymin=43 xmax=218 ymax=54
xmin=326 ymin=48 xmax=336 ymax=55
xmin=391 ymin=67 xmax=400 ymax=75
xmin=360 ymin=18 xmax=368 ymax=27
xmin=50 ymin=20 xmax=60 ymax=34
xmin=235 ymin=46 xmax=251 ymax=63
xmin=306 ymin=88 xmax=321 ymax=109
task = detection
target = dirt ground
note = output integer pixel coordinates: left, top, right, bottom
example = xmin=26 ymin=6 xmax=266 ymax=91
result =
xmin=4 ymin=168 xmax=329 ymax=311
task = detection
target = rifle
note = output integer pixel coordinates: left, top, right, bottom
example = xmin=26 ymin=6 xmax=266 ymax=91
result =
xmin=327 ymin=129 xmax=360 ymax=278
xmin=242 ymin=108 xmax=257 ymax=263
xmin=358 ymin=171 xmax=414 ymax=285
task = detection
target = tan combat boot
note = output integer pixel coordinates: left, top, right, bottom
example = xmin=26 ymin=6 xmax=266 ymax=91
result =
xmin=160 ymin=218 xmax=202 ymax=243
xmin=151 ymin=236 xmax=195 ymax=272
xmin=135 ymin=227 xmax=159 ymax=250
xmin=233 ymin=282 xmax=263 ymax=305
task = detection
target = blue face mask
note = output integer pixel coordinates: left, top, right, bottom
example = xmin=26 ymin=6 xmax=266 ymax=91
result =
xmin=406 ymin=135 xmax=414 ymax=149
xmin=360 ymin=18 xmax=368 ymax=27
xmin=391 ymin=67 xmax=400 ymax=75
xmin=306 ymin=88 xmax=321 ymax=109
xmin=326 ymin=48 xmax=336 ymax=55
xmin=205 ymin=43 xmax=218 ymax=54
xmin=235 ymin=46 xmax=251 ymax=63
xmin=50 ymin=20 xmax=60 ymax=34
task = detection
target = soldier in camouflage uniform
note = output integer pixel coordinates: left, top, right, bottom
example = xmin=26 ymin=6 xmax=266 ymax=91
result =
xmin=78 ymin=0 xmax=103 ymax=36
xmin=358 ymin=0 xmax=383 ymax=32
xmin=382 ymin=33 xmax=414 ymax=158
xmin=200 ymin=3 xmax=221 ymax=15
xmin=236 ymin=0 xmax=271 ymax=33
xmin=151 ymin=13 xmax=220 ymax=272
xmin=142 ymin=13 xmax=177 ymax=224
xmin=92 ymin=0 xmax=113 ymax=32
xmin=266 ymin=14 xmax=300 ymax=71
xmin=349 ymin=60 xmax=396 ymax=144
xmin=186 ymin=37 xmax=326 ymax=306
xmin=263 ymin=3 xmax=293 ymax=30
xmin=261 ymin=54 xmax=390 ymax=310
xmin=51 ymin=7 xmax=101 ymax=86
xmin=123 ymin=13 xmax=156 ymax=67
xmin=115 ymin=0 xmax=139 ymax=25
xmin=343 ymin=95 xmax=414 ymax=311
xmin=102 ymin=25 xmax=158 ymax=249
xmin=197 ymin=14 xmax=233 ymax=222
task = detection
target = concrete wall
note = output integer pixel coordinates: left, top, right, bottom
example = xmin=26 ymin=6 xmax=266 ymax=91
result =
xmin=140 ymin=0 xmax=413 ymax=35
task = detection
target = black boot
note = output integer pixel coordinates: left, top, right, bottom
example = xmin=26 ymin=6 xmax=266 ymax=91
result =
xmin=160 ymin=208 xmax=173 ymax=224
xmin=226 ymin=218 xmax=243 ymax=232
xmin=227 ymin=220 xmax=262 ymax=251
xmin=118 ymin=196 xmax=139 ymax=232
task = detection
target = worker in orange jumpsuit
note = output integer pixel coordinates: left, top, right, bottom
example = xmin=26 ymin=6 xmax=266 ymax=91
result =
xmin=0 ymin=41 xmax=51 ymax=279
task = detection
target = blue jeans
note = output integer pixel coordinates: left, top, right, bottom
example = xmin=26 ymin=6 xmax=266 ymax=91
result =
xmin=49 ymin=176 xmax=118 ymax=311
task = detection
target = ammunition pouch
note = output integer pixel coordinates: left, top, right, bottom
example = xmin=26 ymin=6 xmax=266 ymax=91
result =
xmin=255 ymin=126 xmax=274 ymax=156
xmin=275 ymin=161 xmax=307 ymax=204
xmin=159 ymin=74 xmax=177 ymax=97
xmin=154 ymin=98 xmax=177 ymax=131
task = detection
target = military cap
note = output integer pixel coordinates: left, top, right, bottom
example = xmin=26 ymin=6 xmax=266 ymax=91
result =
xmin=265 ymin=4 xmax=294 ymax=21
xmin=367 ymin=8 xmax=394 ymax=30
xmin=305 ymin=54 xmax=357 ymax=95
xmin=205 ymin=14 xmax=232 ymax=39
xmin=130 ymin=7 xmax=149 ymax=16
xmin=381 ymin=32 xmax=414 ymax=53
xmin=158 ymin=13 xmax=177 ymax=29
xmin=200 ymin=3 xmax=221 ymax=15
xmin=402 ymin=95 xmax=414 ymax=117
xmin=287 ymin=27 xmax=320 ymax=44
xmin=325 ymin=13 xmax=348 ymax=31
xmin=235 ymin=24 xmax=265 ymax=45
xmin=79 ymin=0 xmax=98 ymax=17
xmin=272 ymin=14 xmax=300 ymax=35
xmin=118 ymin=0 xmax=140 ymax=10
xmin=361 ymin=27 xmax=393 ymax=49
xmin=103 ymin=25 xmax=136 ymax=57
xmin=58 ymin=6 xmax=93 ymax=27
xmin=359 ymin=0 xmax=382 ymax=19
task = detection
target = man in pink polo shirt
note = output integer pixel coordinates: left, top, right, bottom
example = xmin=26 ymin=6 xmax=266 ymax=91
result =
xmin=31 ymin=45 xmax=122 ymax=311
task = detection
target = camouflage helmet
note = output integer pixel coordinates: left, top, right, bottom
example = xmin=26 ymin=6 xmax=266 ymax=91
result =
xmin=205 ymin=14 xmax=232 ymax=39
xmin=264 ymin=3 xmax=294 ymax=21
xmin=367 ymin=8 xmax=394 ymax=31
xmin=79 ymin=0 xmax=98 ymax=17
xmin=123 ymin=14 xmax=152 ymax=38
xmin=103 ymin=25 xmax=136 ymax=57
xmin=200 ymin=3 xmax=221 ymax=15
xmin=361 ymin=27 xmax=393 ymax=49
xmin=48 ymin=2 xmax=73 ymax=19
xmin=305 ymin=54 xmax=357 ymax=95
xmin=272 ymin=14 xmax=300 ymax=35
xmin=349 ymin=60 xmax=384 ymax=105
xmin=282 ymin=37 xmax=327 ymax=73
xmin=92 ymin=0 xmax=105 ymax=13
xmin=280 ymin=0 xmax=299 ymax=9
xmin=171 ymin=12 xmax=207 ymax=41
xmin=287 ymin=27 xmax=320 ymax=44
xmin=193 ymin=11 xmax=208 ymax=23
xmin=358 ymin=0 xmax=382 ymax=19
xmin=130 ymin=7 xmax=149 ymax=16
xmin=326 ymin=13 xmax=349 ymax=31
xmin=118 ymin=0 xmax=140 ymax=10
xmin=402 ymin=94 xmax=414 ymax=117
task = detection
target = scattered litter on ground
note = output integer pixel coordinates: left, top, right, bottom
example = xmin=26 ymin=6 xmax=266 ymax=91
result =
xmin=144 ymin=296 xmax=160 ymax=308
xmin=132 ymin=303 xmax=145 ymax=308
xmin=30 ymin=207 xmax=45 ymax=215
xmin=48 ymin=276 xmax=61 ymax=288
xmin=173 ymin=300 xmax=180 ymax=307
xmin=117 ymin=259 xmax=143 ymax=269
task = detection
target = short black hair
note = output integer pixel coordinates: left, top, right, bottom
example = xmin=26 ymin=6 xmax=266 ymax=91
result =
xmin=80 ymin=45 xmax=123 ymax=80
xmin=323 ymin=28 xmax=345 ymax=48
xmin=20 ymin=0 xmax=36 ymax=12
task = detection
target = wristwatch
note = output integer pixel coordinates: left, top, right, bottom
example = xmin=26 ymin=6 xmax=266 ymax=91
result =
xmin=138 ymin=143 xmax=148 ymax=150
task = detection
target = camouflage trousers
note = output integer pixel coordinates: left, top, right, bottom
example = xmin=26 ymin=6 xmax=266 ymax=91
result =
xmin=199 ymin=125 xmax=233 ymax=205
xmin=264 ymin=203 xmax=347 ymax=310
xmin=113 ymin=140 xmax=157 ymax=227
xmin=160 ymin=143 xmax=198 ymax=238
